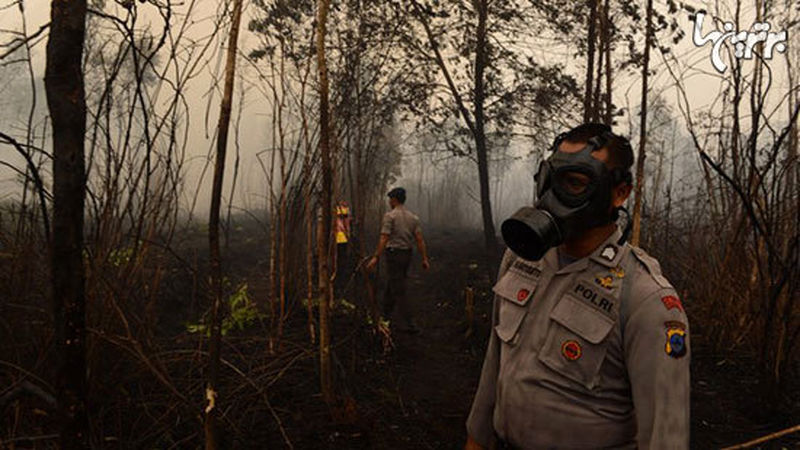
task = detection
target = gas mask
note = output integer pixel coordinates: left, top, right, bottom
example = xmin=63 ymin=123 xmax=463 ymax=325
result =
xmin=501 ymin=131 xmax=632 ymax=261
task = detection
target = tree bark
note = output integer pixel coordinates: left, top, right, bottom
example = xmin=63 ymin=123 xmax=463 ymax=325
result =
xmin=630 ymin=0 xmax=653 ymax=246
xmin=316 ymin=0 xmax=334 ymax=403
xmin=602 ymin=0 xmax=612 ymax=125
xmin=583 ymin=0 xmax=598 ymax=122
xmin=205 ymin=0 xmax=243 ymax=447
xmin=299 ymin=59 xmax=316 ymax=345
xmin=473 ymin=0 xmax=498 ymax=263
xmin=45 ymin=0 xmax=89 ymax=446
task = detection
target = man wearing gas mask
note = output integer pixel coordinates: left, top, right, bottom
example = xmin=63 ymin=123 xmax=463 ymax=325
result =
xmin=465 ymin=123 xmax=689 ymax=449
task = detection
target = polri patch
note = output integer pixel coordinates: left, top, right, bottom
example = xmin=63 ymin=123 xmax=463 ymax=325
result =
xmin=573 ymin=281 xmax=615 ymax=314
xmin=516 ymin=288 xmax=531 ymax=303
xmin=661 ymin=295 xmax=684 ymax=312
xmin=665 ymin=327 xmax=687 ymax=358
xmin=562 ymin=340 xmax=582 ymax=361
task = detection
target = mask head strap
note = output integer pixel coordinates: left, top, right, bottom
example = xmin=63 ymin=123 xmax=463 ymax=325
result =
xmin=617 ymin=206 xmax=633 ymax=245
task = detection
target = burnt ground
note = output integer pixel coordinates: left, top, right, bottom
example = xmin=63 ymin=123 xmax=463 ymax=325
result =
xmin=5 ymin=225 xmax=796 ymax=448
xmin=230 ymin=228 xmax=800 ymax=450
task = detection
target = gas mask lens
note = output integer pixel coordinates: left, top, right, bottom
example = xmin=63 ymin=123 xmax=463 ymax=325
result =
xmin=556 ymin=170 xmax=591 ymax=196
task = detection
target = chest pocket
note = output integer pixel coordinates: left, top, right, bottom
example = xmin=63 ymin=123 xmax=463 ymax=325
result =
xmin=538 ymin=293 xmax=615 ymax=389
xmin=492 ymin=269 xmax=539 ymax=345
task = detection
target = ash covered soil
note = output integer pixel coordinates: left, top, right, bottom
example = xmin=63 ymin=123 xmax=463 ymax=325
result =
xmin=222 ymin=228 xmax=799 ymax=449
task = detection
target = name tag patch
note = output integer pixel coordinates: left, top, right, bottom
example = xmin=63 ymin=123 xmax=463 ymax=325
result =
xmin=511 ymin=260 xmax=542 ymax=280
xmin=573 ymin=282 xmax=615 ymax=315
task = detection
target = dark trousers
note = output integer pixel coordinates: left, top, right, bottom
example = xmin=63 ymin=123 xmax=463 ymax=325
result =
xmin=383 ymin=247 xmax=414 ymax=328
xmin=334 ymin=243 xmax=349 ymax=295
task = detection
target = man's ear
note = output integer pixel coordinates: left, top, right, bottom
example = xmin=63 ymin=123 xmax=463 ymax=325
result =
xmin=612 ymin=183 xmax=633 ymax=208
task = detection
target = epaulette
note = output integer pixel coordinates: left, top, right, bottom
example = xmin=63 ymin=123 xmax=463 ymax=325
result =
xmin=630 ymin=246 xmax=671 ymax=289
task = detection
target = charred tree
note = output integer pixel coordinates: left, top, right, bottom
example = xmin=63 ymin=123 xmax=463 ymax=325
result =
xmin=205 ymin=0 xmax=243 ymax=447
xmin=316 ymin=0 xmax=334 ymax=402
xmin=602 ymin=0 xmax=612 ymax=125
xmin=473 ymin=0 xmax=498 ymax=262
xmin=630 ymin=0 xmax=653 ymax=246
xmin=583 ymin=0 xmax=598 ymax=122
xmin=411 ymin=0 xmax=498 ymax=263
xmin=45 ymin=0 xmax=89 ymax=445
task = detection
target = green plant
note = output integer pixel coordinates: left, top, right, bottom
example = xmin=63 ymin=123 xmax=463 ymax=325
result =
xmin=186 ymin=283 xmax=263 ymax=336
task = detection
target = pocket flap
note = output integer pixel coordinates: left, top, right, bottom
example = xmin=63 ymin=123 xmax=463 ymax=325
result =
xmin=550 ymin=294 xmax=614 ymax=344
xmin=492 ymin=271 xmax=538 ymax=343
xmin=494 ymin=301 xmax=526 ymax=343
xmin=492 ymin=270 xmax=536 ymax=306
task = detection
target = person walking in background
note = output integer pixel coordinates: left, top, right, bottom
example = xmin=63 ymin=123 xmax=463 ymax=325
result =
xmin=366 ymin=187 xmax=430 ymax=334
xmin=333 ymin=199 xmax=352 ymax=298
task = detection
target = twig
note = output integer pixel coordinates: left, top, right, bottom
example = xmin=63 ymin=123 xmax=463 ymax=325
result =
xmin=0 ymin=131 xmax=51 ymax=239
xmin=0 ymin=434 xmax=59 ymax=444
xmin=0 ymin=22 xmax=49 ymax=60
xmin=219 ymin=357 xmax=293 ymax=449
xmin=0 ymin=380 xmax=57 ymax=410
xmin=720 ymin=424 xmax=800 ymax=450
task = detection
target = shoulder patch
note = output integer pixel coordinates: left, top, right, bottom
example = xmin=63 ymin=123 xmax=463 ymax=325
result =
xmin=665 ymin=326 xmax=688 ymax=358
xmin=630 ymin=246 xmax=671 ymax=289
xmin=661 ymin=295 xmax=684 ymax=312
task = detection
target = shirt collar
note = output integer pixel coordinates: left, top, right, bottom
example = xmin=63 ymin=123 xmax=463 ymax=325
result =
xmin=543 ymin=227 xmax=624 ymax=273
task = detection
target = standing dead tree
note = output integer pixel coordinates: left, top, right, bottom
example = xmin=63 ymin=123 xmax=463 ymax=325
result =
xmin=583 ymin=0 xmax=599 ymax=122
xmin=44 ymin=0 xmax=89 ymax=446
xmin=315 ymin=0 xmax=334 ymax=403
xmin=408 ymin=0 xmax=497 ymax=262
xmin=630 ymin=0 xmax=653 ymax=246
xmin=205 ymin=0 xmax=243 ymax=446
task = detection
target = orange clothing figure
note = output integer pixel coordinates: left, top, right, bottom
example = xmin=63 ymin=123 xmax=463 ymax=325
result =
xmin=334 ymin=201 xmax=351 ymax=244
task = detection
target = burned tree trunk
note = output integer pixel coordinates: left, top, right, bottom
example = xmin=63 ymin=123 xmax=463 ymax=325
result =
xmin=630 ymin=0 xmax=653 ymax=246
xmin=316 ymin=0 xmax=334 ymax=402
xmin=205 ymin=0 xmax=243 ymax=447
xmin=583 ymin=0 xmax=598 ymax=122
xmin=473 ymin=0 xmax=498 ymax=263
xmin=411 ymin=0 xmax=497 ymax=264
xmin=45 ymin=0 xmax=89 ymax=446
xmin=602 ymin=0 xmax=612 ymax=125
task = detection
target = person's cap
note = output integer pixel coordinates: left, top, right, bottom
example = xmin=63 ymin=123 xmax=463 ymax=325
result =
xmin=387 ymin=187 xmax=406 ymax=202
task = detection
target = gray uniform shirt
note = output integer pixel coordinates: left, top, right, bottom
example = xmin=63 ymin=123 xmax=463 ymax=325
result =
xmin=380 ymin=205 xmax=422 ymax=249
xmin=467 ymin=228 xmax=690 ymax=449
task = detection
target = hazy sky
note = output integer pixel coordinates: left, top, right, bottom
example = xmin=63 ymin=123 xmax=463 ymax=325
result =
xmin=0 ymin=0 xmax=796 ymax=225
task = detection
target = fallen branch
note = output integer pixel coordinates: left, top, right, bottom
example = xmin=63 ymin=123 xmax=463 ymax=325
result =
xmin=720 ymin=424 xmax=800 ymax=450
xmin=219 ymin=357 xmax=293 ymax=449
xmin=0 ymin=380 xmax=57 ymax=411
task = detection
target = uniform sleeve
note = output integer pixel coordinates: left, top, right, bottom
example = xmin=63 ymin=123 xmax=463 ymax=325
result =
xmin=624 ymin=288 xmax=691 ymax=450
xmin=380 ymin=212 xmax=392 ymax=235
xmin=466 ymin=250 xmax=515 ymax=446
xmin=466 ymin=297 xmax=500 ymax=446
